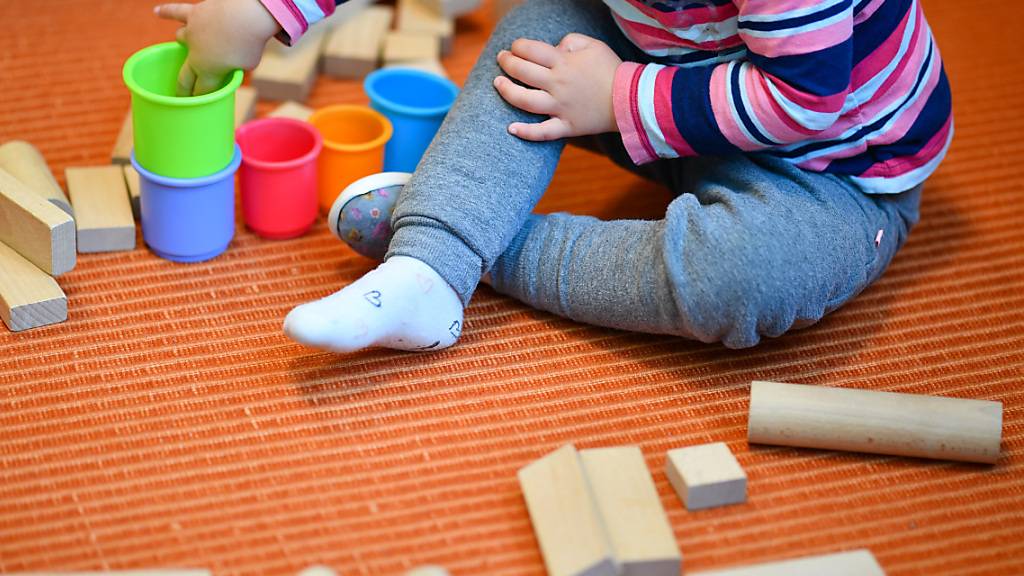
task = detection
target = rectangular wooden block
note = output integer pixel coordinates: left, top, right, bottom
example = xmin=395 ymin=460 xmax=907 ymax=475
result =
xmin=518 ymin=444 xmax=618 ymax=576
xmin=0 ymin=240 xmax=67 ymax=332
xmin=122 ymin=164 xmax=141 ymax=220
xmin=0 ymin=140 xmax=73 ymax=216
xmin=383 ymin=31 xmax=442 ymax=65
xmin=267 ymin=101 xmax=315 ymax=121
xmin=580 ymin=447 xmax=681 ymax=576
xmin=252 ymin=30 xmax=326 ymax=102
xmin=690 ymin=549 xmax=885 ymax=576
xmin=398 ymin=0 xmax=454 ymax=55
xmin=665 ymin=442 xmax=746 ymax=511
xmin=0 ymin=167 xmax=76 ymax=276
xmin=323 ymin=5 xmax=394 ymax=78
xmin=111 ymin=110 xmax=133 ymax=165
xmin=748 ymin=380 xmax=1003 ymax=464
xmin=384 ymin=59 xmax=448 ymax=78
xmin=65 ymin=166 xmax=136 ymax=253
xmin=235 ymin=86 xmax=258 ymax=127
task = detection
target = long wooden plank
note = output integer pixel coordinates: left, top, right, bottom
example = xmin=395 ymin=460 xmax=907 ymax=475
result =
xmin=397 ymin=0 xmax=454 ymax=55
xmin=518 ymin=444 xmax=618 ymax=576
xmin=748 ymin=380 xmax=1003 ymax=464
xmin=122 ymin=164 xmax=141 ymax=220
xmin=580 ymin=447 xmax=681 ymax=576
xmin=0 ymin=140 xmax=73 ymax=216
xmin=66 ymin=166 xmax=136 ymax=253
xmin=0 ymin=240 xmax=67 ymax=332
xmin=0 ymin=167 xmax=76 ymax=276
xmin=691 ymin=549 xmax=885 ymax=576
xmin=323 ymin=5 xmax=394 ymax=78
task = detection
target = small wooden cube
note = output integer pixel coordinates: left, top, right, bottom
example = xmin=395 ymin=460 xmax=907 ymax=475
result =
xmin=665 ymin=442 xmax=746 ymax=511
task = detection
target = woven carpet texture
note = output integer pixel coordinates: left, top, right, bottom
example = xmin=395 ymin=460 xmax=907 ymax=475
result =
xmin=1 ymin=1 xmax=1022 ymax=575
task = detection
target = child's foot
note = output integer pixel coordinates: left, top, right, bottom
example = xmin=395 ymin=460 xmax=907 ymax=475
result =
xmin=283 ymin=256 xmax=464 ymax=353
xmin=328 ymin=172 xmax=410 ymax=261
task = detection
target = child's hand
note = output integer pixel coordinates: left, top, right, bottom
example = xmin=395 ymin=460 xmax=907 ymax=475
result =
xmin=494 ymin=33 xmax=621 ymax=141
xmin=155 ymin=0 xmax=280 ymax=96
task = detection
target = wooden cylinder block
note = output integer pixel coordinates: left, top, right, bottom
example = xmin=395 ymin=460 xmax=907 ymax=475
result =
xmin=747 ymin=380 xmax=1003 ymax=464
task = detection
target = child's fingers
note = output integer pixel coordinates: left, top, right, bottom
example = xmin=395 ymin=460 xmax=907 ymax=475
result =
xmin=493 ymin=76 xmax=558 ymax=116
xmin=557 ymin=33 xmax=597 ymax=53
xmin=154 ymin=3 xmax=194 ymax=23
xmin=508 ymin=118 xmax=570 ymax=142
xmin=175 ymin=26 xmax=188 ymax=44
xmin=193 ymin=72 xmax=226 ymax=96
xmin=176 ymin=61 xmax=197 ymax=97
xmin=509 ymin=38 xmax=562 ymax=68
xmin=497 ymin=50 xmax=552 ymax=90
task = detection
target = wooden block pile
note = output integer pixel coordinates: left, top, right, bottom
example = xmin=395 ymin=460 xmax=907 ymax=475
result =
xmin=256 ymin=0 xmax=465 ymax=98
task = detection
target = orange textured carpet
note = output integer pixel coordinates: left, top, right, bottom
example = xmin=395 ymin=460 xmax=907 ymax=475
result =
xmin=1 ymin=1 xmax=1022 ymax=575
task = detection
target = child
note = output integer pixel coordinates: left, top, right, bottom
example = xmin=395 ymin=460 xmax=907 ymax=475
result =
xmin=158 ymin=0 xmax=951 ymax=351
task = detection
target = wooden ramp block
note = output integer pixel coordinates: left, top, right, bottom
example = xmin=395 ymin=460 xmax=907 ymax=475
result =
xmin=0 ymin=241 xmax=67 ymax=332
xmin=398 ymin=0 xmax=454 ymax=55
xmin=748 ymin=380 xmax=1003 ymax=464
xmin=666 ymin=442 xmax=746 ymax=511
xmin=0 ymin=168 xmax=76 ymax=276
xmin=235 ymin=86 xmax=258 ymax=127
xmin=384 ymin=31 xmax=441 ymax=66
xmin=66 ymin=166 xmax=136 ymax=253
xmin=323 ymin=5 xmax=394 ymax=78
xmin=691 ymin=549 xmax=885 ymax=576
xmin=580 ymin=447 xmax=681 ymax=576
xmin=518 ymin=444 xmax=618 ymax=576
xmin=0 ymin=140 xmax=73 ymax=216
xmin=122 ymin=164 xmax=141 ymax=220
xmin=267 ymin=101 xmax=315 ymax=121
xmin=111 ymin=110 xmax=133 ymax=165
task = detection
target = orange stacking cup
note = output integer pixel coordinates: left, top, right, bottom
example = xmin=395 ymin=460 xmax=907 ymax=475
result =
xmin=309 ymin=105 xmax=393 ymax=213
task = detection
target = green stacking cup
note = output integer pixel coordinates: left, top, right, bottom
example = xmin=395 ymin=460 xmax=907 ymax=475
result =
xmin=123 ymin=42 xmax=243 ymax=178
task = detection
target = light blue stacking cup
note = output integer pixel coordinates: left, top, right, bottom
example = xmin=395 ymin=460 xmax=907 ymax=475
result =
xmin=364 ymin=68 xmax=459 ymax=172
xmin=131 ymin=145 xmax=242 ymax=263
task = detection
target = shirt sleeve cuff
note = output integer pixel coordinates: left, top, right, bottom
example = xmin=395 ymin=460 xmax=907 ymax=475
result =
xmin=613 ymin=61 xmax=658 ymax=165
xmin=260 ymin=0 xmax=337 ymax=45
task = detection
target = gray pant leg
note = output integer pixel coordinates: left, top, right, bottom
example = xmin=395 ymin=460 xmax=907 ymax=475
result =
xmin=386 ymin=0 xmax=633 ymax=305
xmin=490 ymin=154 xmax=922 ymax=348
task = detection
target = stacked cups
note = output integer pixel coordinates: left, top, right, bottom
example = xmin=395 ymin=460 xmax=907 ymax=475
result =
xmin=124 ymin=42 xmax=243 ymax=262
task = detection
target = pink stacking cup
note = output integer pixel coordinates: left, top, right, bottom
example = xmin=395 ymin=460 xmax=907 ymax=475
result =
xmin=236 ymin=118 xmax=323 ymax=239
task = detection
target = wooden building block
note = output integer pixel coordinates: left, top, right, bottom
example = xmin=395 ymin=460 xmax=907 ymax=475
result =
xmin=0 ymin=168 xmax=76 ymax=276
xmin=383 ymin=31 xmax=441 ymax=66
xmin=65 ymin=166 xmax=136 ymax=253
xmin=424 ymin=0 xmax=481 ymax=18
xmin=398 ymin=0 xmax=454 ymax=55
xmin=690 ymin=549 xmax=885 ymax=576
xmin=384 ymin=59 xmax=448 ymax=78
xmin=235 ymin=86 xmax=258 ymax=127
xmin=111 ymin=110 xmax=133 ymax=165
xmin=267 ymin=101 xmax=315 ymax=121
xmin=580 ymin=447 xmax=681 ymax=576
xmin=748 ymin=380 xmax=1003 ymax=464
xmin=0 ymin=240 xmax=67 ymax=332
xmin=122 ymin=164 xmax=141 ymax=220
xmin=665 ymin=442 xmax=746 ymax=511
xmin=0 ymin=140 xmax=73 ymax=216
xmin=518 ymin=444 xmax=618 ymax=576
xmin=323 ymin=5 xmax=394 ymax=78
xmin=405 ymin=567 xmax=450 ymax=576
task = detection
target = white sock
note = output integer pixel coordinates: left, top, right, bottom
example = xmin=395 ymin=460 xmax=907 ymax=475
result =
xmin=283 ymin=256 xmax=464 ymax=353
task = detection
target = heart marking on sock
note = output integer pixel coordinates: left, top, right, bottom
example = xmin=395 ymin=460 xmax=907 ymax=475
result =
xmin=363 ymin=290 xmax=383 ymax=308
xmin=415 ymin=273 xmax=434 ymax=293
xmin=449 ymin=320 xmax=462 ymax=339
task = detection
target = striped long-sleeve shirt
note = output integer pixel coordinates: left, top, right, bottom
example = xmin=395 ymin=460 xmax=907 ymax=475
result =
xmin=262 ymin=0 xmax=952 ymax=194
xmin=609 ymin=0 xmax=952 ymax=193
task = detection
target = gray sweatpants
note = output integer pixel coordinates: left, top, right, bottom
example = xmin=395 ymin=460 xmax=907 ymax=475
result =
xmin=386 ymin=0 xmax=922 ymax=348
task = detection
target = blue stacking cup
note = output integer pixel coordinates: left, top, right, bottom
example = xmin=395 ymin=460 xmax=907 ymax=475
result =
xmin=364 ymin=68 xmax=459 ymax=173
xmin=131 ymin=145 xmax=242 ymax=263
